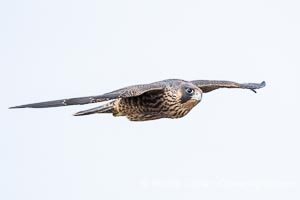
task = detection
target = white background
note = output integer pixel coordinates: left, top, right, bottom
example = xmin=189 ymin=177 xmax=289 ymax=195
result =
xmin=1 ymin=0 xmax=299 ymax=199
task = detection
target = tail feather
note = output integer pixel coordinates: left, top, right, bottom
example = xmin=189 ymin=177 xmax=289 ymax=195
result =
xmin=73 ymin=104 xmax=114 ymax=116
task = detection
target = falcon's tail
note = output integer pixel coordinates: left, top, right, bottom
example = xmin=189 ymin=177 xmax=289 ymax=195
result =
xmin=73 ymin=103 xmax=114 ymax=116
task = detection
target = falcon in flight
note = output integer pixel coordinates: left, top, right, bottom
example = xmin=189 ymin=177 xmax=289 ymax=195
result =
xmin=10 ymin=79 xmax=265 ymax=121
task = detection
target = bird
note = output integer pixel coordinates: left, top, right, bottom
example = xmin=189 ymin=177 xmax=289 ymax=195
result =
xmin=9 ymin=79 xmax=266 ymax=121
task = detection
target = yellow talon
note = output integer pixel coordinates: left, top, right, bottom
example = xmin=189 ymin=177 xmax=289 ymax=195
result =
xmin=113 ymin=112 xmax=123 ymax=117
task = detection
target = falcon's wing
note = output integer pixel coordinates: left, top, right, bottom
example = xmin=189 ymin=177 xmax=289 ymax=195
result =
xmin=191 ymin=80 xmax=266 ymax=93
xmin=9 ymin=83 xmax=164 ymax=109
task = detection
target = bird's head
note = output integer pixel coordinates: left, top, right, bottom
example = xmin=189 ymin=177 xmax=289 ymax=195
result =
xmin=178 ymin=82 xmax=203 ymax=110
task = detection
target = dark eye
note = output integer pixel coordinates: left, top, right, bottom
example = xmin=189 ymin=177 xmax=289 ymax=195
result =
xmin=185 ymin=88 xmax=194 ymax=95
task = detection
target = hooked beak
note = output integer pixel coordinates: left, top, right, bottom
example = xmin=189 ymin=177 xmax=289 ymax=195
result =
xmin=191 ymin=91 xmax=202 ymax=101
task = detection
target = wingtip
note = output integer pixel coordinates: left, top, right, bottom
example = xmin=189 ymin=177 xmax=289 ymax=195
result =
xmin=247 ymin=81 xmax=266 ymax=93
xmin=9 ymin=106 xmax=25 ymax=109
xmin=260 ymin=81 xmax=266 ymax=88
xmin=73 ymin=112 xmax=84 ymax=116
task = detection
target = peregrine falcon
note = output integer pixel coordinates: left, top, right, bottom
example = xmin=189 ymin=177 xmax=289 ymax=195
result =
xmin=10 ymin=79 xmax=266 ymax=121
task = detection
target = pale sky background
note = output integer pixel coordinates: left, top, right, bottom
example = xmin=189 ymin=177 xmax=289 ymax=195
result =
xmin=0 ymin=0 xmax=299 ymax=199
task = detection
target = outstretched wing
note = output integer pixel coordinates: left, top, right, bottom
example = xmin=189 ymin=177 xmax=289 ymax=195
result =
xmin=9 ymin=83 xmax=164 ymax=109
xmin=191 ymin=80 xmax=266 ymax=93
